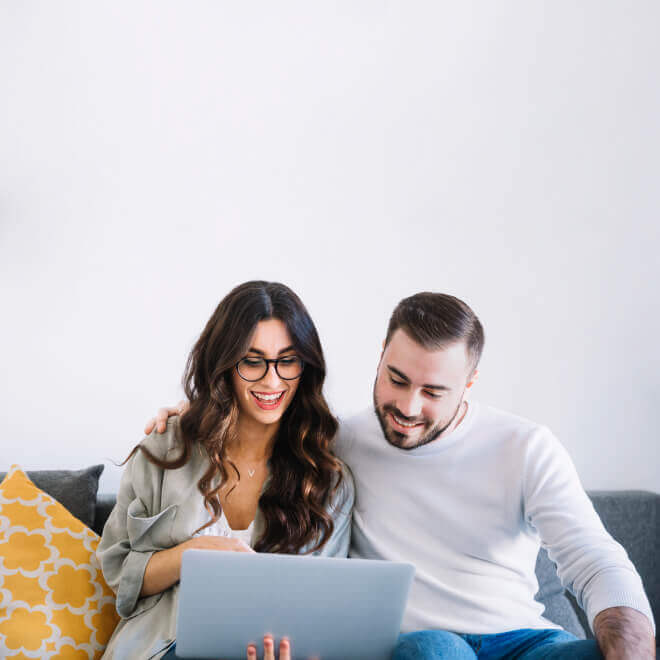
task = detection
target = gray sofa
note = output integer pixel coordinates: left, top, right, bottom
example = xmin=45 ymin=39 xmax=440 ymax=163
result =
xmin=93 ymin=490 xmax=658 ymax=643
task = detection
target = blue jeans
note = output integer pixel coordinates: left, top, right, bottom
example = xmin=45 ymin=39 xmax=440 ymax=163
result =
xmin=394 ymin=628 xmax=602 ymax=660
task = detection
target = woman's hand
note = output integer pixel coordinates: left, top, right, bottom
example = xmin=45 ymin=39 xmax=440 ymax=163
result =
xmin=246 ymin=635 xmax=291 ymax=660
xmin=243 ymin=635 xmax=320 ymax=660
xmin=185 ymin=535 xmax=255 ymax=554
xmin=144 ymin=399 xmax=189 ymax=435
xmin=141 ymin=535 xmax=254 ymax=597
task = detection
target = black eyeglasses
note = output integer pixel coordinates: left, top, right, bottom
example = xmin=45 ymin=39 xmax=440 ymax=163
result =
xmin=235 ymin=356 xmax=305 ymax=382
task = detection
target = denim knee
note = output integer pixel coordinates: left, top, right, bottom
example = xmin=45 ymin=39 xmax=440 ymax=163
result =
xmin=521 ymin=634 xmax=603 ymax=660
xmin=394 ymin=630 xmax=477 ymax=660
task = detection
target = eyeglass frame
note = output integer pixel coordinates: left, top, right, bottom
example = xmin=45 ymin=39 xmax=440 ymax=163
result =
xmin=235 ymin=355 xmax=305 ymax=382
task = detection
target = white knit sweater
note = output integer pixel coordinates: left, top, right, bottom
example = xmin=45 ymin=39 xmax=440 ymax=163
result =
xmin=335 ymin=401 xmax=654 ymax=635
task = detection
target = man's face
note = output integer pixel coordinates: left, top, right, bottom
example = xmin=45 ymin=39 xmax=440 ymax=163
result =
xmin=373 ymin=329 xmax=475 ymax=450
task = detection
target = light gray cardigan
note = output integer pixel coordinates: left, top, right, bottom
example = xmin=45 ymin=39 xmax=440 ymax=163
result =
xmin=97 ymin=418 xmax=355 ymax=660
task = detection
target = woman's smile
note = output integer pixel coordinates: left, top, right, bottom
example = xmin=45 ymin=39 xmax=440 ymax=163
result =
xmin=250 ymin=390 xmax=286 ymax=410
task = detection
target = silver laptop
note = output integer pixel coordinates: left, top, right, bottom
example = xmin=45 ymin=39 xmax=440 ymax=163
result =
xmin=176 ymin=550 xmax=414 ymax=659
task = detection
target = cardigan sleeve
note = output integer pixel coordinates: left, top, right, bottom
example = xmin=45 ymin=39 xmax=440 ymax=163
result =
xmin=522 ymin=426 xmax=654 ymax=633
xmin=312 ymin=463 xmax=355 ymax=558
xmin=96 ymin=423 xmax=179 ymax=619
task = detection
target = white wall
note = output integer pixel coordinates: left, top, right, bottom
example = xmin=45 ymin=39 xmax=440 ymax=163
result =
xmin=1 ymin=1 xmax=658 ymax=494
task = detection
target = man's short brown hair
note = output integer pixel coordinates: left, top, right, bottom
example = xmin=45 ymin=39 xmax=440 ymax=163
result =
xmin=385 ymin=292 xmax=485 ymax=372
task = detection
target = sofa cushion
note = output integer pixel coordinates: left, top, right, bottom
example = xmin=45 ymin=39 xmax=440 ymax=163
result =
xmin=0 ymin=465 xmax=103 ymax=530
xmin=0 ymin=465 xmax=119 ymax=658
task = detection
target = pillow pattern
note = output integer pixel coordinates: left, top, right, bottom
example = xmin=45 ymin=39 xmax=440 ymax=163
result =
xmin=0 ymin=465 xmax=104 ymax=530
xmin=0 ymin=465 xmax=119 ymax=658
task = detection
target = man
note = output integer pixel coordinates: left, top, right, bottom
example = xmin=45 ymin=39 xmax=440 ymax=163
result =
xmin=148 ymin=292 xmax=655 ymax=659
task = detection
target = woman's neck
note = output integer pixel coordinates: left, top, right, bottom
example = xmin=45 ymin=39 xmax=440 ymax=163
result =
xmin=228 ymin=415 xmax=279 ymax=462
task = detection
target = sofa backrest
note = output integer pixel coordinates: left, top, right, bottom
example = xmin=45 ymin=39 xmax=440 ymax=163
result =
xmin=95 ymin=493 xmax=116 ymax=536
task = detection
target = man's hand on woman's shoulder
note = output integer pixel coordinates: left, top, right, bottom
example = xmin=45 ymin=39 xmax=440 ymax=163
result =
xmin=144 ymin=400 xmax=189 ymax=435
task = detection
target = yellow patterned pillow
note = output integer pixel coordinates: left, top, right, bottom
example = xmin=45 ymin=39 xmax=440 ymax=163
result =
xmin=0 ymin=465 xmax=119 ymax=659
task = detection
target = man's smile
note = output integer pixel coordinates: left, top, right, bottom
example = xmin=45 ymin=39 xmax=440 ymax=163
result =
xmin=389 ymin=411 xmax=425 ymax=433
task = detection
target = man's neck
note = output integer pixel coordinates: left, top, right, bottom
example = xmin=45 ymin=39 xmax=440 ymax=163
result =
xmin=442 ymin=399 xmax=469 ymax=438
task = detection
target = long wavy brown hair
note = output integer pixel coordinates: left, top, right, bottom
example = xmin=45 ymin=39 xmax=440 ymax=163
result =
xmin=128 ymin=281 xmax=344 ymax=554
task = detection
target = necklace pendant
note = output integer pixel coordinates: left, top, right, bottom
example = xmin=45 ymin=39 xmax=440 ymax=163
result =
xmin=247 ymin=468 xmax=256 ymax=478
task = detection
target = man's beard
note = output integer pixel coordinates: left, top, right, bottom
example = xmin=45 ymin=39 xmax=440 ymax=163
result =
xmin=373 ymin=387 xmax=465 ymax=450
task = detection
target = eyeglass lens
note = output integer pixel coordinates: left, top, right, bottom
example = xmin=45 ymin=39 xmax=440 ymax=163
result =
xmin=237 ymin=357 xmax=303 ymax=381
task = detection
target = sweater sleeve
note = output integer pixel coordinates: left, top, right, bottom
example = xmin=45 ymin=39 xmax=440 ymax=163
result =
xmin=522 ymin=427 xmax=654 ymax=634
xmin=96 ymin=425 xmax=177 ymax=619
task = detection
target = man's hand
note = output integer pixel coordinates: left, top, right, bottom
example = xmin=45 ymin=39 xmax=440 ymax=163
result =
xmin=144 ymin=400 xmax=189 ymax=435
xmin=593 ymin=606 xmax=655 ymax=659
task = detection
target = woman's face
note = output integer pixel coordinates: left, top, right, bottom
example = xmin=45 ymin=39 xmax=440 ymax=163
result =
xmin=231 ymin=318 xmax=301 ymax=427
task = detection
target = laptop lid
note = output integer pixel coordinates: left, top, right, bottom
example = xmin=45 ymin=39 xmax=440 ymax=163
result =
xmin=176 ymin=550 xmax=414 ymax=660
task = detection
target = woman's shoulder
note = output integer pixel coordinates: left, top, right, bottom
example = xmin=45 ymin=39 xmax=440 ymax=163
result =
xmin=139 ymin=416 xmax=185 ymax=461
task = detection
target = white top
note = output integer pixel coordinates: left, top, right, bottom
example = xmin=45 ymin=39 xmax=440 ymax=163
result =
xmin=335 ymin=401 xmax=654 ymax=635
xmin=194 ymin=510 xmax=255 ymax=548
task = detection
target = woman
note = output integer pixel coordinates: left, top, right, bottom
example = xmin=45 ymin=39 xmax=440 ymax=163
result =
xmin=97 ymin=281 xmax=354 ymax=660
